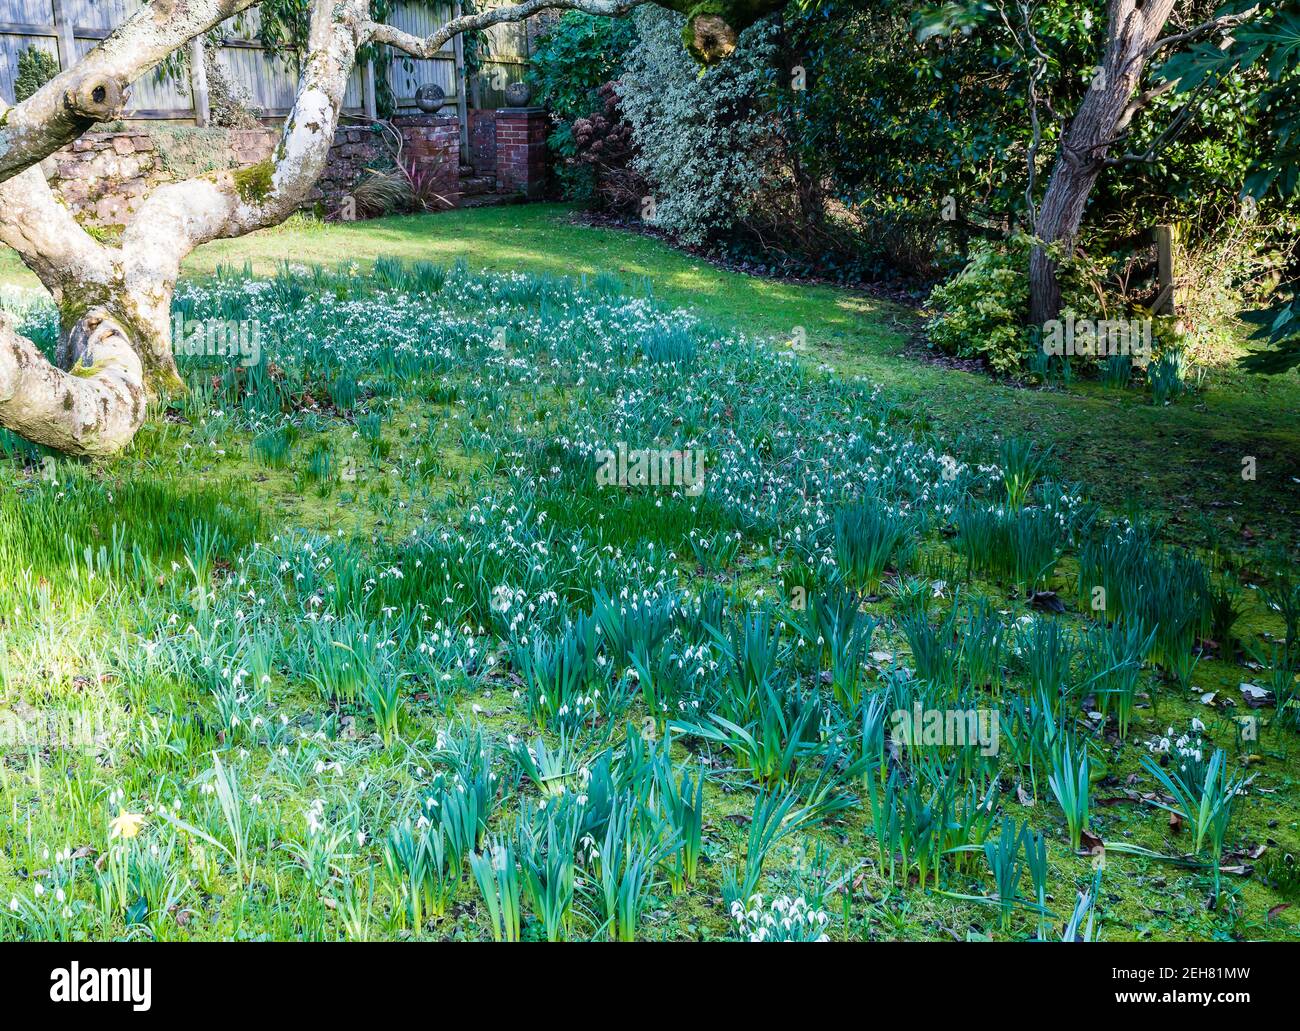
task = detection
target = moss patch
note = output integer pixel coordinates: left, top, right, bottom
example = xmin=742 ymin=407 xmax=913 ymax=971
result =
xmin=232 ymin=158 xmax=275 ymax=204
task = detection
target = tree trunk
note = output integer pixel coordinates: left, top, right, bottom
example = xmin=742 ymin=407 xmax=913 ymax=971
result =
xmin=1028 ymin=0 xmax=1176 ymax=324
xmin=0 ymin=162 xmax=183 ymax=438
xmin=0 ymin=309 xmax=147 ymax=455
xmin=1029 ymin=145 xmax=1106 ymax=325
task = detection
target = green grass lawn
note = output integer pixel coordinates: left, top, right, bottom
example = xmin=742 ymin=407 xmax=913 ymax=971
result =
xmin=2 ymin=227 xmax=1298 ymax=943
xmin=5 ymin=203 xmax=1289 ymax=544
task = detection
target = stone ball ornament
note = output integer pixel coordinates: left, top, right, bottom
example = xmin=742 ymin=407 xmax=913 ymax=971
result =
xmin=504 ymin=81 xmax=532 ymax=108
xmin=414 ymin=83 xmax=446 ymax=113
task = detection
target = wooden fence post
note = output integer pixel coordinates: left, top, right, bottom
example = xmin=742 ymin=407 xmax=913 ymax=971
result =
xmin=190 ymin=37 xmax=211 ymax=127
xmin=452 ymin=1 xmax=470 ymax=155
xmin=50 ymin=0 xmax=77 ymax=71
xmin=1154 ymin=224 xmax=1177 ymax=316
xmin=362 ymin=59 xmax=378 ymax=120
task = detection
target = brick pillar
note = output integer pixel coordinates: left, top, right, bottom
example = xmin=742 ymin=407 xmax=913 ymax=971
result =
xmin=393 ymin=114 xmax=462 ymax=209
xmin=494 ymin=107 xmax=548 ymax=200
xmin=468 ymin=110 xmax=498 ymax=177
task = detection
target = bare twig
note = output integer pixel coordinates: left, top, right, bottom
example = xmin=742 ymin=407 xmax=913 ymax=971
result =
xmin=1145 ymin=6 xmax=1260 ymax=59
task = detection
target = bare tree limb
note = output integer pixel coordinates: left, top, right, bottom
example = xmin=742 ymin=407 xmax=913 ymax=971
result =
xmin=0 ymin=0 xmax=365 ymax=448
xmin=0 ymin=309 xmax=146 ymax=456
xmin=1103 ymin=76 xmax=1214 ymax=166
xmin=366 ymin=0 xmax=646 ymax=60
xmin=1144 ymin=6 xmax=1259 ymax=60
xmin=1116 ymin=79 xmax=1177 ymax=133
xmin=996 ymin=0 xmax=1052 ymax=228
xmin=0 ymin=166 xmax=114 ymax=306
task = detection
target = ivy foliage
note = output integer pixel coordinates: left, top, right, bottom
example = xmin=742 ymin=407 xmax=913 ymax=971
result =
xmin=529 ymin=11 xmax=636 ymax=123
xmin=1161 ymin=0 xmax=1300 ymax=372
xmin=927 ymin=238 xmax=1035 ymax=375
xmin=528 ymin=11 xmax=638 ymax=202
xmin=620 ymin=6 xmax=783 ymax=247
xmin=14 ymin=46 xmax=59 ymax=103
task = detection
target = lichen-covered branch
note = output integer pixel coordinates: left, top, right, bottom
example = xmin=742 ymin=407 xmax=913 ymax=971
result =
xmin=0 ymin=124 xmax=175 ymax=387
xmin=125 ymin=0 xmax=365 ymax=277
xmin=0 ymin=166 xmax=114 ymax=307
xmin=368 ymin=0 xmax=644 ymax=58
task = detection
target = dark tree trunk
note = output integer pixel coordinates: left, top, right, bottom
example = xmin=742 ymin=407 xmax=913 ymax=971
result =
xmin=1029 ymin=0 xmax=1176 ymax=324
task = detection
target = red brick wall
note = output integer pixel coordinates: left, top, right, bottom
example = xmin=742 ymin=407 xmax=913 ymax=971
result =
xmin=396 ymin=115 xmax=461 ymax=210
xmin=310 ymin=116 xmax=461 ymax=214
xmin=495 ymin=108 xmax=548 ymax=200
xmin=47 ymin=112 xmax=548 ymax=225
xmin=468 ymin=110 xmax=497 ymax=177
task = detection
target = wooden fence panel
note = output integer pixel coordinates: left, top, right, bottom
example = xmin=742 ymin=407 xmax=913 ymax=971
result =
xmin=61 ymin=0 xmax=131 ymax=29
xmin=218 ymin=44 xmax=296 ymax=114
xmin=0 ymin=0 xmax=531 ymax=114
xmin=2 ymin=0 xmax=53 ymax=24
xmin=474 ymin=19 xmax=529 ymax=109
xmin=386 ymin=1 xmax=458 ymax=110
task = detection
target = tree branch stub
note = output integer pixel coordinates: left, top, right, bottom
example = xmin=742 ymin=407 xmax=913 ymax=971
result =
xmin=63 ymin=76 xmax=127 ymax=122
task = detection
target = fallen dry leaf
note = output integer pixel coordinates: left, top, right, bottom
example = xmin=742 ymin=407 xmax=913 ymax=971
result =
xmin=1027 ymin=590 xmax=1066 ymax=613
xmin=1239 ymin=683 xmax=1274 ymax=709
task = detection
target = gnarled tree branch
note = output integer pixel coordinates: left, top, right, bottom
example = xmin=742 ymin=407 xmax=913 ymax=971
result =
xmin=0 ymin=165 xmax=114 ymax=306
xmin=0 ymin=308 xmax=146 ymax=456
